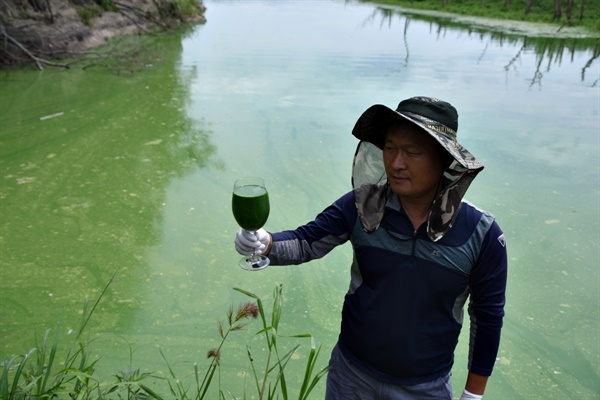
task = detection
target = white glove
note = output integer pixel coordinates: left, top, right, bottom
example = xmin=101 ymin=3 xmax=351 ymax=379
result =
xmin=235 ymin=228 xmax=271 ymax=256
xmin=460 ymin=389 xmax=483 ymax=400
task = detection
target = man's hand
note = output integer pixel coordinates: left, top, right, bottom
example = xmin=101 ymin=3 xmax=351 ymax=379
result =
xmin=235 ymin=228 xmax=271 ymax=256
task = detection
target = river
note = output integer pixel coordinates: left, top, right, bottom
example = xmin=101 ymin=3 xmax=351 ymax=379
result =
xmin=1 ymin=0 xmax=598 ymax=398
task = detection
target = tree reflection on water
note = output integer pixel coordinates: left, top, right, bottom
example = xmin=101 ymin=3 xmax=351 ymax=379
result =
xmin=369 ymin=5 xmax=599 ymax=86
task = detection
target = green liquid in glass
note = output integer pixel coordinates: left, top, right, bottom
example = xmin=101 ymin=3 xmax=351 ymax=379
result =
xmin=232 ymin=185 xmax=270 ymax=231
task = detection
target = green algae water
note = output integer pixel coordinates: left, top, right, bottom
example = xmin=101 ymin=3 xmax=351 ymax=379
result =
xmin=1 ymin=1 xmax=599 ymax=398
xmin=232 ymin=185 xmax=270 ymax=231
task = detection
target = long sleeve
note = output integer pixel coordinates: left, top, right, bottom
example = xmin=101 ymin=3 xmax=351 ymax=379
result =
xmin=467 ymin=223 xmax=508 ymax=376
xmin=268 ymin=191 xmax=356 ymax=265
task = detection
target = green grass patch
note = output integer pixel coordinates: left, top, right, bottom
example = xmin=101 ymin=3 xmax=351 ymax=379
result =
xmin=365 ymin=0 xmax=600 ymax=33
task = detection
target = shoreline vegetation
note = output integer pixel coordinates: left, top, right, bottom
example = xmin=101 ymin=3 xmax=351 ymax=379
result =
xmin=0 ymin=276 xmax=328 ymax=399
xmin=365 ymin=0 xmax=600 ymax=36
xmin=366 ymin=0 xmax=600 ymax=88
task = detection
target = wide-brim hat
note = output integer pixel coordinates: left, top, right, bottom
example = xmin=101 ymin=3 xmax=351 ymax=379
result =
xmin=352 ymin=96 xmax=482 ymax=171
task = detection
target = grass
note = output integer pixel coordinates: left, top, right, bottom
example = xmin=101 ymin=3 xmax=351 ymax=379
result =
xmin=365 ymin=0 xmax=600 ymax=33
xmin=0 ymin=275 xmax=328 ymax=399
xmin=233 ymin=286 xmax=329 ymax=400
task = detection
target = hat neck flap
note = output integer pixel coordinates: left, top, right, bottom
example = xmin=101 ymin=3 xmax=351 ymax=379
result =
xmin=352 ymin=141 xmax=387 ymax=189
xmin=354 ymin=183 xmax=389 ymax=232
xmin=426 ymin=160 xmax=483 ymax=242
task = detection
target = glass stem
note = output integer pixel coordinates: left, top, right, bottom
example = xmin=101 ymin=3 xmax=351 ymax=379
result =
xmin=250 ymin=230 xmax=258 ymax=261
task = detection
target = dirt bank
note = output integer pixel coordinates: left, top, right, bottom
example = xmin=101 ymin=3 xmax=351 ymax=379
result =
xmin=0 ymin=0 xmax=206 ymax=67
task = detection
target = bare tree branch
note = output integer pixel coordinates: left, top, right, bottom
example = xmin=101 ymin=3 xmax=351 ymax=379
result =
xmin=0 ymin=23 xmax=69 ymax=69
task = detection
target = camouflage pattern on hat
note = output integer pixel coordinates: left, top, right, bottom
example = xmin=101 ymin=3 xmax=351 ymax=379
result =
xmin=352 ymin=98 xmax=482 ymax=171
xmin=427 ymin=160 xmax=482 ymax=242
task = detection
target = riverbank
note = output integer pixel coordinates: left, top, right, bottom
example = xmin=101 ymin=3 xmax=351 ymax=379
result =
xmin=381 ymin=5 xmax=596 ymax=38
xmin=364 ymin=0 xmax=600 ymax=37
xmin=0 ymin=0 xmax=206 ymax=68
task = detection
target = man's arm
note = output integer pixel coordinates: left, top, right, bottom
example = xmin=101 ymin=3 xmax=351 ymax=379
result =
xmin=465 ymin=371 xmax=488 ymax=395
xmin=464 ymin=220 xmax=508 ymax=399
xmin=268 ymin=191 xmax=355 ymax=265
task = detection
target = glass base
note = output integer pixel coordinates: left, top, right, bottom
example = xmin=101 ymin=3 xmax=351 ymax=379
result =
xmin=239 ymin=255 xmax=270 ymax=271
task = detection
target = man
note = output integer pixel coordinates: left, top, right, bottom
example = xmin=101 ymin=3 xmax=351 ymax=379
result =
xmin=235 ymin=97 xmax=507 ymax=399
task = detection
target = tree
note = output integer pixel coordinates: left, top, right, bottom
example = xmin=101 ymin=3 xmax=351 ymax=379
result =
xmin=554 ymin=0 xmax=563 ymax=20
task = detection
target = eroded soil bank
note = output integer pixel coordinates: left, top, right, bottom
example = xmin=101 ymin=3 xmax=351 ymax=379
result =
xmin=0 ymin=0 xmax=206 ymax=67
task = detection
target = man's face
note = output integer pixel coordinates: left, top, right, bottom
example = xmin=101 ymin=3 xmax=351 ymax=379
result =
xmin=383 ymin=121 xmax=447 ymax=204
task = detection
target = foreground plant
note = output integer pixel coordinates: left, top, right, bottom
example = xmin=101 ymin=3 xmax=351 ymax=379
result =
xmin=234 ymin=285 xmax=329 ymax=400
xmin=159 ymin=300 xmax=260 ymax=399
xmin=1 ymin=277 xmax=328 ymax=399
xmin=0 ymin=270 xmax=163 ymax=399
xmin=160 ymin=285 xmax=329 ymax=399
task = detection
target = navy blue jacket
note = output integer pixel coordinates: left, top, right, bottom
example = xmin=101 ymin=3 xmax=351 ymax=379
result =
xmin=269 ymin=189 xmax=507 ymax=385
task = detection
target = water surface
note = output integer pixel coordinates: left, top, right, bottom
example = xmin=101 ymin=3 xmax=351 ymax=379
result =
xmin=1 ymin=0 xmax=598 ymax=398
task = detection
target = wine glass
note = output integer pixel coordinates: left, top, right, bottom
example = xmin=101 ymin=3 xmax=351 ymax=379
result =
xmin=232 ymin=177 xmax=270 ymax=271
